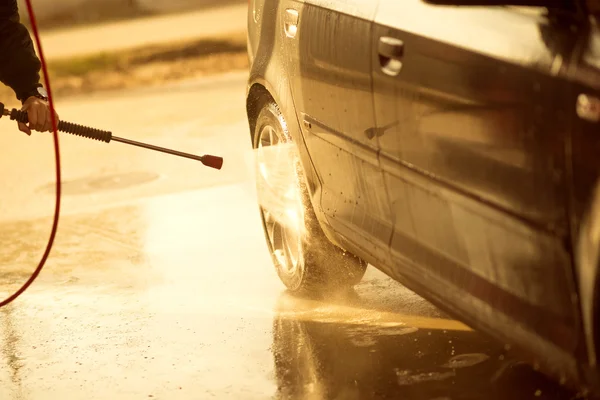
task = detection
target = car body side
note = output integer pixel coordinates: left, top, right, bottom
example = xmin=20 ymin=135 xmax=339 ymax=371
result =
xmin=246 ymin=0 xmax=600 ymax=390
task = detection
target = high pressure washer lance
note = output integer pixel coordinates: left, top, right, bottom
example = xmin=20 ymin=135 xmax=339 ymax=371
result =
xmin=0 ymin=101 xmax=224 ymax=309
xmin=0 ymin=102 xmax=224 ymax=170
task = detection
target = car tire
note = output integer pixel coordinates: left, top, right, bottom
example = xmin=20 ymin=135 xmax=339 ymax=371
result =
xmin=252 ymin=101 xmax=367 ymax=295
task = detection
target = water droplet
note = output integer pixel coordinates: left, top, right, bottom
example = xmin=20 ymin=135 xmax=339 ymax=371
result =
xmin=442 ymin=353 xmax=490 ymax=369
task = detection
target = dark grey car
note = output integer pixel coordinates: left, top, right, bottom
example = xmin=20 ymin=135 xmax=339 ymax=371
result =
xmin=245 ymin=0 xmax=600 ymax=394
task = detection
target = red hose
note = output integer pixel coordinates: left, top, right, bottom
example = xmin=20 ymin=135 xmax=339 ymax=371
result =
xmin=0 ymin=0 xmax=61 ymax=307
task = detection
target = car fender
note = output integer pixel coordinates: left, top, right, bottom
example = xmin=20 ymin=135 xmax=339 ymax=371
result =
xmin=246 ymin=71 xmax=349 ymax=248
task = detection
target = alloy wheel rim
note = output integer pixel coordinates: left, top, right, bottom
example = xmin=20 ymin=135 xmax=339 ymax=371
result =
xmin=257 ymin=124 xmax=303 ymax=276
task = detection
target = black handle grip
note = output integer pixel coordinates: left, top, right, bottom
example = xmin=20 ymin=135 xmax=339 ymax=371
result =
xmin=9 ymin=108 xmax=112 ymax=143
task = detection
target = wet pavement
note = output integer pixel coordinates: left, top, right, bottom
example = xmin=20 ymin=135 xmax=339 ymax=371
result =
xmin=0 ymin=73 xmax=582 ymax=399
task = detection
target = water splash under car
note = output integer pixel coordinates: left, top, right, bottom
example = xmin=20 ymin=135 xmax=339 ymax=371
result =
xmin=245 ymin=0 xmax=600 ymax=395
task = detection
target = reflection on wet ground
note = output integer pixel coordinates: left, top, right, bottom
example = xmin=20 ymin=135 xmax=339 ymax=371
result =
xmin=272 ymin=292 xmax=577 ymax=400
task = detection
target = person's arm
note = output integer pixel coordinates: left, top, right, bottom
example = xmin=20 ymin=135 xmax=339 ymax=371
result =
xmin=0 ymin=0 xmax=55 ymax=134
xmin=0 ymin=0 xmax=43 ymax=102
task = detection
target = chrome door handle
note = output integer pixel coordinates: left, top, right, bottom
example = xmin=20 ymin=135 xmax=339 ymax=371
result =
xmin=378 ymin=36 xmax=404 ymax=76
xmin=379 ymin=37 xmax=404 ymax=60
xmin=284 ymin=9 xmax=299 ymax=38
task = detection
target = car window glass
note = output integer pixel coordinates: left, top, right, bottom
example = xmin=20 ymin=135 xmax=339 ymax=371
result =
xmin=377 ymin=0 xmax=555 ymax=65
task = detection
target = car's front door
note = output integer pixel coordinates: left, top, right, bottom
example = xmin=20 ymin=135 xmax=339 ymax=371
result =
xmin=284 ymin=0 xmax=393 ymax=265
xmin=371 ymin=0 xmax=581 ymax=361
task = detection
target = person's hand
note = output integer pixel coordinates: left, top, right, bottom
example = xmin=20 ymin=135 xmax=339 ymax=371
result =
xmin=18 ymin=96 xmax=59 ymax=136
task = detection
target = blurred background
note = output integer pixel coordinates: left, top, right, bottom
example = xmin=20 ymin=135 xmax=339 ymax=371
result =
xmin=0 ymin=0 xmax=249 ymax=107
xmin=17 ymin=0 xmax=246 ymax=29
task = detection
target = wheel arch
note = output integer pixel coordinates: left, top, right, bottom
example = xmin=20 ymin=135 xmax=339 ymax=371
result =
xmin=245 ymin=75 xmax=352 ymax=252
xmin=246 ymin=82 xmax=275 ymax=142
xmin=246 ymin=77 xmax=322 ymax=209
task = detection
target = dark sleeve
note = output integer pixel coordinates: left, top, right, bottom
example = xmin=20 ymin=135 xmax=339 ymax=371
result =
xmin=0 ymin=0 xmax=42 ymax=102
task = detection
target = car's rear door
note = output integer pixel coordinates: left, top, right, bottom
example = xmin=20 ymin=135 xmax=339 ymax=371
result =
xmin=371 ymin=0 xmax=581 ymax=360
xmin=283 ymin=0 xmax=393 ymax=265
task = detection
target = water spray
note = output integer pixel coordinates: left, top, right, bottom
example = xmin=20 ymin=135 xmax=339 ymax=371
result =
xmin=0 ymin=102 xmax=224 ymax=170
